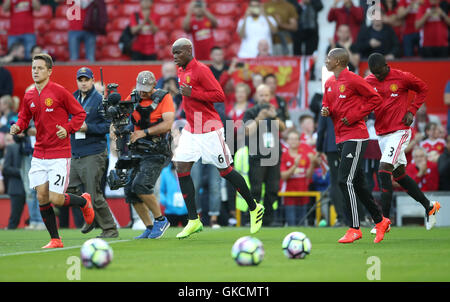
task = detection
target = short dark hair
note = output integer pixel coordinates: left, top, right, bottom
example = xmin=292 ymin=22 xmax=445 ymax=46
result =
xmin=263 ymin=73 xmax=276 ymax=82
xmin=210 ymin=46 xmax=222 ymax=53
xmin=299 ymin=114 xmax=314 ymax=124
xmin=32 ymin=53 xmax=53 ymax=70
xmin=368 ymin=53 xmax=386 ymax=70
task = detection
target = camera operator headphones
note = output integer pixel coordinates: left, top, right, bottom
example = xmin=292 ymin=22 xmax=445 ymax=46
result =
xmin=131 ymin=89 xmax=169 ymax=133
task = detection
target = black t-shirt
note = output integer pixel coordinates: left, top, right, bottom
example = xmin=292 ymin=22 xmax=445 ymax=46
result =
xmin=243 ymin=103 xmax=285 ymax=160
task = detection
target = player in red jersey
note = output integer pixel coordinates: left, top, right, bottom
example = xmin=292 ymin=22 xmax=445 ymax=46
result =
xmin=171 ymin=38 xmax=263 ymax=238
xmin=366 ymin=53 xmax=440 ymax=231
xmin=10 ymin=54 xmax=94 ymax=248
xmin=321 ymin=48 xmax=390 ymax=244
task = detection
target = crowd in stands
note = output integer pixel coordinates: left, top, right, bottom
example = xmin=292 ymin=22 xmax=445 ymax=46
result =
xmin=0 ymin=0 xmax=449 ymax=229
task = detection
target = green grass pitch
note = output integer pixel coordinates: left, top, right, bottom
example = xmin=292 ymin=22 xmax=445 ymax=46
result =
xmin=0 ymin=227 xmax=449 ymax=282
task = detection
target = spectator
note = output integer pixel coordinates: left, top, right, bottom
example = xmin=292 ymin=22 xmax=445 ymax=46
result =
xmin=280 ymin=130 xmax=319 ymax=226
xmin=0 ymin=95 xmax=18 ymax=131
xmin=182 ymin=0 xmax=218 ymax=61
xmin=0 ymin=41 xmax=27 ymax=63
xmin=237 ymin=0 xmax=278 ymax=58
xmin=3 ymin=133 xmax=26 ymax=229
xmin=228 ymin=82 xmax=253 ymax=153
xmin=298 ymin=113 xmax=316 ymax=148
xmin=288 ymin=0 xmax=323 ymax=55
xmin=243 ymin=84 xmax=287 ymax=226
xmin=397 ymin=0 xmax=421 ymax=57
xmin=420 ymin=122 xmax=446 ymax=155
xmin=327 ymin=24 xmax=360 ymax=72
xmin=163 ymin=77 xmax=182 ymax=111
xmin=437 ymin=135 xmax=450 ymax=190
xmin=129 ymin=0 xmax=160 ymax=61
xmin=264 ymin=0 xmax=298 ymax=56
xmin=0 ymin=67 xmax=13 ymax=97
xmin=263 ymin=73 xmax=289 ymax=122
xmin=57 ymin=0 xmax=98 ymax=62
xmin=257 ymin=39 xmax=271 ymax=57
xmin=209 ymin=46 xmax=228 ymax=81
xmin=2 ymin=0 xmax=40 ymax=61
xmin=328 ymin=0 xmax=364 ymax=42
xmin=445 ymin=80 xmax=450 ymax=135
xmin=251 ymin=73 xmax=263 ymax=102
xmin=413 ymin=103 xmax=442 ymax=136
xmin=155 ymin=61 xmax=178 ymax=89
xmin=30 ymin=45 xmax=43 ymax=58
xmin=381 ymin=0 xmax=403 ymax=43
xmin=355 ymin=16 xmax=401 ymax=59
xmin=406 ymin=146 xmax=439 ymax=191
xmin=415 ymin=0 xmax=450 ymax=58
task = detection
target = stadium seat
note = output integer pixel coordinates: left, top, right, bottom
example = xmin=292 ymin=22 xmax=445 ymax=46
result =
xmin=169 ymin=30 xmax=189 ymax=44
xmin=55 ymin=5 xmax=70 ymax=19
xmin=49 ymin=18 xmax=70 ymax=31
xmin=0 ymin=7 xmax=10 ymax=18
xmin=101 ymin=44 xmax=126 ymax=60
xmin=106 ymin=4 xmax=120 ymax=19
xmin=158 ymin=17 xmax=173 ymax=31
xmin=178 ymin=2 xmax=190 ymax=16
xmin=213 ymin=29 xmax=231 ymax=47
xmin=0 ymin=18 xmax=10 ymax=33
xmin=226 ymin=42 xmax=241 ymax=59
xmin=111 ymin=17 xmax=130 ymax=31
xmin=33 ymin=5 xmax=53 ymax=19
xmin=154 ymin=31 xmax=169 ymax=46
xmin=118 ymin=3 xmax=140 ymax=17
xmin=216 ymin=16 xmax=236 ymax=30
xmin=157 ymin=45 xmax=173 ymax=60
xmin=173 ymin=16 xmax=185 ymax=30
xmin=153 ymin=3 xmax=177 ymax=16
xmin=34 ymin=18 xmax=50 ymax=34
xmin=210 ymin=2 xmax=241 ymax=16
xmin=96 ymin=35 xmax=108 ymax=47
xmin=45 ymin=45 xmax=69 ymax=61
xmin=123 ymin=0 xmax=140 ymax=3
xmin=44 ymin=31 xmax=68 ymax=45
xmin=106 ymin=31 xmax=123 ymax=44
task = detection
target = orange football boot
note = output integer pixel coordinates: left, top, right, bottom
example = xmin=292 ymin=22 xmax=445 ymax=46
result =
xmin=42 ymin=238 xmax=64 ymax=249
xmin=338 ymin=228 xmax=362 ymax=243
xmin=374 ymin=217 xmax=391 ymax=243
xmin=81 ymin=193 xmax=95 ymax=225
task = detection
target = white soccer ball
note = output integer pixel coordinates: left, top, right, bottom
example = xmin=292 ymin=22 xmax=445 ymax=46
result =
xmin=282 ymin=232 xmax=312 ymax=259
xmin=80 ymin=238 xmax=113 ymax=269
xmin=231 ymin=236 xmax=265 ymax=266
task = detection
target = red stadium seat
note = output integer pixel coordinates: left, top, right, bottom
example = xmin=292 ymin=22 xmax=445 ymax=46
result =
xmin=106 ymin=4 xmax=120 ymax=19
xmin=216 ymin=16 xmax=236 ymax=30
xmin=173 ymin=16 xmax=185 ymax=30
xmin=178 ymin=2 xmax=190 ymax=16
xmin=157 ymin=45 xmax=173 ymax=60
xmin=101 ymin=45 xmax=126 ymax=60
xmin=33 ymin=5 xmax=53 ymax=18
xmin=96 ymin=35 xmax=108 ymax=47
xmin=55 ymin=5 xmax=70 ymax=18
xmin=111 ymin=17 xmax=130 ymax=31
xmin=49 ymin=18 xmax=70 ymax=31
xmin=169 ymin=30 xmax=189 ymax=44
xmin=44 ymin=31 xmax=68 ymax=45
xmin=0 ymin=7 xmax=10 ymax=18
xmin=0 ymin=18 xmax=10 ymax=33
xmin=118 ymin=4 xmax=140 ymax=17
xmin=153 ymin=3 xmax=177 ymax=16
xmin=210 ymin=2 xmax=240 ymax=16
xmin=45 ymin=45 xmax=69 ymax=61
xmin=123 ymin=0 xmax=140 ymax=3
xmin=226 ymin=42 xmax=241 ymax=59
xmin=213 ymin=29 xmax=231 ymax=47
xmin=154 ymin=31 xmax=169 ymax=45
xmin=34 ymin=18 xmax=50 ymax=34
xmin=158 ymin=17 xmax=173 ymax=31
xmin=106 ymin=31 xmax=123 ymax=44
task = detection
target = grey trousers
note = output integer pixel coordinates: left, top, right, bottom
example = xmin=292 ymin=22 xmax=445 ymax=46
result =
xmin=67 ymin=150 xmax=117 ymax=231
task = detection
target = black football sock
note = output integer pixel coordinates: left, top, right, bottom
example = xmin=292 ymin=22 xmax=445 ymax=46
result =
xmin=39 ymin=203 xmax=60 ymax=239
xmin=146 ymin=225 xmax=153 ymax=230
xmin=63 ymin=193 xmax=87 ymax=208
xmin=154 ymin=216 xmax=165 ymax=221
xmin=395 ymin=174 xmax=432 ymax=211
xmin=177 ymin=172 xmax=199 ymax=220
xmin=379 ymin=170 xmax=394 ymax=218
xmin=220 ymin=167 xmax=257 ymax=211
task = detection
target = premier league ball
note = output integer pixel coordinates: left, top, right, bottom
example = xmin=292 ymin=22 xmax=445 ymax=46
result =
xmin=231 ymin=236 xmax=265 ymax=266
xmin=80 ymin=238 xmax=113 ymax=269
xmin=282 ymin=232 xmax=312 ymax=259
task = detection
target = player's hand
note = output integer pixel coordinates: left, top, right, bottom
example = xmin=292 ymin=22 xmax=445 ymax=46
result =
xmin=56 ymin=125 xmax=67 ymax=139
xmin=402 ymin=111 xmax=414 ymax=126
xmin=180 ymin=83 xmax=192 ymax=97
xmin=266 ymin=105 xmax=277 ymax=118
xmin=10 ymin=124 xmax=21 ymax=135
xmin=321 ymin=107 xmax=330 ymax=117
xmin=130 ymin=130 xmax=146 ymax=143
xmin=341 ymin=117 xmax=350 ymax=126
xmin=79 ymin=122 xmax=88 ymax=132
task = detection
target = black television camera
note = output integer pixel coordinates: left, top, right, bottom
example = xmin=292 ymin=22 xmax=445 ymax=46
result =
xmin=102 ymin=84 xmax=141 ymax=190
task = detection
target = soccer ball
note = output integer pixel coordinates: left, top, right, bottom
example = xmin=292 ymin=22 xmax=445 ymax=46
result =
xmin=80 ymin=238 xmax=113 ymax=269
xmin=282 ymin=232 xmax=311 ymax=259
xmin=231 ymin=236 xmax=265 ymax=266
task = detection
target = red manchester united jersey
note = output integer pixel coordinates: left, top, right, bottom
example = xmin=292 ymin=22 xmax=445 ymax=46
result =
xmin=322 ymin=68 xmax=382 ymax=144
xmin=365 ymin=68 xmax=428 ymax=136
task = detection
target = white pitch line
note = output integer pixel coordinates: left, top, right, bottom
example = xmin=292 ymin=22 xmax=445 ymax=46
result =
xmin=0 ymin=239 xmax=131 ymax=257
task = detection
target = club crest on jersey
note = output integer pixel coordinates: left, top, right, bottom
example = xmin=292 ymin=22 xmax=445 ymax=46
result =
xmin=339 ymin=84 xmax=346 ymax=93
xmin=390 ymin=83 xmax=399 ymax=97
xmin=186 ymin=75 xmax=190 ymax=84
xmin=45 ymin=98 xmax=53 ymax=107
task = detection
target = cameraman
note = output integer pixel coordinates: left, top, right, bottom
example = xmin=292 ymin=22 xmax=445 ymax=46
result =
xmin=122 ymin=70 xmax=175 ymax=239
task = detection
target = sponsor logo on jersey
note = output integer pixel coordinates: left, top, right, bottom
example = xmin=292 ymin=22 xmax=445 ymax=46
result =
xmin=45 ymin=108 xmax=54 ymax=112
xmin=339 ymin=94 xmax=346 ymax=99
